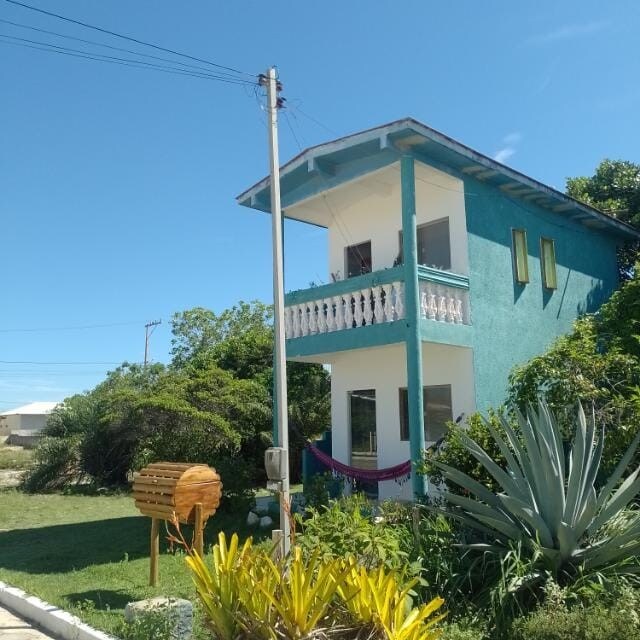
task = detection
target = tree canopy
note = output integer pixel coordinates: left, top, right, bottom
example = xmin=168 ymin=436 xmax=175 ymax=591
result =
xmin=26 ymin=301 xmax=330 ymax=507
xmin=567 ymin=159 xmax=640 ymax=277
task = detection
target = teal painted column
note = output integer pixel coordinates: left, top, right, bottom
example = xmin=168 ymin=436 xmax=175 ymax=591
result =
xmin=401 ymin=155 xmax=427 ymax=497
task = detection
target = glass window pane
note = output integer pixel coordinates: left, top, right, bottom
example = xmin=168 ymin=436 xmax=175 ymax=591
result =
xmin=399 ymin=388 xmax=409 ymax=440
xmin=424 ymin=385 xmax=453 ymax=442
xmin=346 ymin=241 xmax=372 ymax=278
xmin=512 ymin=229 xmax=529 ymax=283
xmin=399 ymin=385 xmax=452 ymax=442
xmin=418 ymin=219 xmax=451 ymax=270
xmin=350 ymin=389 xmax=377 ymax=469
xmin=541 ymin=238 xmax=557 ymax=289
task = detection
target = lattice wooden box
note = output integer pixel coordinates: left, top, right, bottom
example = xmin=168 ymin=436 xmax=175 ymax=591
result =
xmin=132 ymin=462 xmax=222 ymax=524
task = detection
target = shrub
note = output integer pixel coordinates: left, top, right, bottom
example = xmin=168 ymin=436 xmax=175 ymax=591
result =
xmin=296 ymin=495 xmax=416 ymax=574
xmin=421 ymin=411 xmax=509 ymax=494
xmin=184 ymin=530 xmax=446 ymax=640
xmin=432 ymin=401 xmax=640 ymax=631
xmin=22 ymin=435 xmax=83 ymax=492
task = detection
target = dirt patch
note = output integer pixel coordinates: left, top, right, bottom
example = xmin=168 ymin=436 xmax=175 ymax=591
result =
xmin=0 ymin=469 xmax=25 ymax=488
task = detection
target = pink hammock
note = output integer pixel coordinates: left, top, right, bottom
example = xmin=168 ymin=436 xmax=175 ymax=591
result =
xmin=307 ymin=443 xmax=411 ymax=482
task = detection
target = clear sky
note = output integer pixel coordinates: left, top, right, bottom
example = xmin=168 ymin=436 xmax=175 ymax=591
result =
xmin=1 ymin=0 xmax=639 ymax=410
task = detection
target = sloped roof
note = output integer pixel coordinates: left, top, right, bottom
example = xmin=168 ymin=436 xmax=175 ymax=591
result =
xmin=237 ymin=117 xmax=640 ymax=240
xmin=0 ymin=401 xmax=59 ymax=416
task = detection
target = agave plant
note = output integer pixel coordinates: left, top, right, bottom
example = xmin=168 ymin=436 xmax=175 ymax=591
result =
xmin=433 ymin=401 xmax=640 ymax=576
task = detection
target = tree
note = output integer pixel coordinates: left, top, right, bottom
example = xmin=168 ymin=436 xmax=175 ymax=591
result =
xmin=509 ymin=269 xmax=640 ymax=479
xmin=170 ymin=302 xmax=331 ymax=480
xmin=567 ymin=159 xmax=640 ymax=277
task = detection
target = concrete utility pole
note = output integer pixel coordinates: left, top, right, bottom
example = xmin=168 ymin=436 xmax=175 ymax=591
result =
xmin=144 ymin=319 xmax=162 ymax=366
xmin=260 ymin=66 xmax=290 ymax=555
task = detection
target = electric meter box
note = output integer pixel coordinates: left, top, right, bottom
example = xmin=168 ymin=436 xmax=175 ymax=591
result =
xmin=265 ymin=447 xmax=287 ymax=481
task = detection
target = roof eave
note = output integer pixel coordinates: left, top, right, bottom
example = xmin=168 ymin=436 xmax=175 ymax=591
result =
xmin=237 ymin=118 xmax=640 ymax=241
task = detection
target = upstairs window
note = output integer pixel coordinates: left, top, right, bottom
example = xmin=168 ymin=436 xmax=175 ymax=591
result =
xmin=541 ymin=237 xmax=557 ymax=289
xmin=399 ymin=384 xmax=453 ymax=442
xmin=398 ymin=217 xmax=451 ymax=270
xmin=512 ymin=229 xmax=529 ymax=283
xmin=345 ymin=241 xmax=372 ymax=278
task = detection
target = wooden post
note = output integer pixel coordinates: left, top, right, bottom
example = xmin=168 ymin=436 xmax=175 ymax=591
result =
xmin=194 ymin=503 xmax=204 ymax=557
xmin=149 ymin=517 xmax=160 ymax=587
xmin=271 ymin=528 xmax=284 ymax=561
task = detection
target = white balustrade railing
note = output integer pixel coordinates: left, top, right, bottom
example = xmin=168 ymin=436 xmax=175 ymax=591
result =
xmin=285 ymin=281 xmax=405 ymax=339
xmin=418 ymin=280 xmax=470 ymax=325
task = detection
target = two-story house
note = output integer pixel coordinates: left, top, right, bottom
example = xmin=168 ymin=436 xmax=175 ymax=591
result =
xmin=237 ymin=118 xmax=639 ymax=500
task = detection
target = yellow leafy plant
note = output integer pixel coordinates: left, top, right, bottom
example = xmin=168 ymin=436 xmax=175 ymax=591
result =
xmin=257 ymin=546 xmax=349 ymax=639
xmin=185 ymin=531 xmax=252 ymax=640
xmin=338 ymin=557 xmax=446 ymax=640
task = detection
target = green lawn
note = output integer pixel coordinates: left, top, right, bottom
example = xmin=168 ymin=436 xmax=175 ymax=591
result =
xmin=0 ymin=489 xmax=263 ymax=638
xmin=0 ymin=443 xmax=34 ymax=470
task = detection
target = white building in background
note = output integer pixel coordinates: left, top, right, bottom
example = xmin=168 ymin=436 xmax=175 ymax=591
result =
xmin=0 ymin=401 xmax=59 ymax=437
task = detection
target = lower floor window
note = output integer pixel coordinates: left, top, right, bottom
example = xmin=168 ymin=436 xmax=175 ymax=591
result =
xmin=399 ymin=385 xmax=453 ymax=442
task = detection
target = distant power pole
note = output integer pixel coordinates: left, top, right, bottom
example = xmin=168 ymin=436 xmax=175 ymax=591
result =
xmin=144 ymin=320 xmax=162 ymax=366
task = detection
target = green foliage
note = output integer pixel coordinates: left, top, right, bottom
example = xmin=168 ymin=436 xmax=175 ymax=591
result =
xmin=22 ymin=435 xmax=83 ymax=491
xmin=185 ymin=531 xmax=445 ymax=640
xmin=25 ymin=301 xmax=330 ymax=503
xmin=509 ymin=272 xmax=640 ymax=480
xmin=302 ymin=471 xmax=343 ymax=509
xmin=433 ymin=401 xmax=640 ymax=624
xmin=421 ymin=411 xmax=508 ymax=494
xmin=566 ymin=158 xmax=640 ymax=276
xmin=439 ymin=621 xmax=487 ymax=640
xmin=296 ymin=495 xmax=415 ymax=574
xmin=117 ymin=607 xmax=177 ymax=640
xmin=512 ymin=580 xmax=640 ymax=640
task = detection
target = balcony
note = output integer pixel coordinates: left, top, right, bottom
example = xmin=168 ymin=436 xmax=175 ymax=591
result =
xmin=283 ymin=265 xmax=471 ymax=357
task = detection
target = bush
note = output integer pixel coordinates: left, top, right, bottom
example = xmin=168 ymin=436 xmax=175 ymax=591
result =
xmin=421 ymin=411 xmax=509 ymax=494
xmin=296 ymin=495 xmax=417 ymax=575
xmin=513 ymin=608 xmax=640 ymax=640
xmin=22 ymin=435 xmax=82 ymax=492
xmin=184 ymin=530 xmax=446 ymax=640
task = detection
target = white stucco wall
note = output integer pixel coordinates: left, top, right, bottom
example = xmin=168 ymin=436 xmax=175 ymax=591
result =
xmin=0 ymin=414 xmax=48 ymax=434
xmin=287 ymin=161 xmax=469 ymax=282
xmin=330 ymin=341 xmax=476 ymax=500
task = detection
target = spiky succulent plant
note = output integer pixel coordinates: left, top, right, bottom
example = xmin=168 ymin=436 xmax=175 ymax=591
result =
xmin=434 ymin=401 xmax=640 ymax=576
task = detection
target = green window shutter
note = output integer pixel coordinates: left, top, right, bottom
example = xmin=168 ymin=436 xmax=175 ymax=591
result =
xmin=512 ymin=229 xmax=529 ymax=283
xmin=541 ymin=237 xmax=557 ymax=289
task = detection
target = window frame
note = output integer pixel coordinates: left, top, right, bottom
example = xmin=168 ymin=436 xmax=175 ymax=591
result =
xmin=511 ymin=228 xmax=529 ymax=284
xmin=540 ymin=237 xmax=557 ymax=290
xmin=399 ymin=384 xmax=453 ymax=442
xmin=344 ymin=240 xmax=372 ymax=279
xmin=398 ymin=216 xmax=451 ymax=270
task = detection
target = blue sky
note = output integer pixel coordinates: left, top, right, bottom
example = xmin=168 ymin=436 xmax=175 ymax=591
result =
xmin=1 ymin=0 xmax=639 ymax=409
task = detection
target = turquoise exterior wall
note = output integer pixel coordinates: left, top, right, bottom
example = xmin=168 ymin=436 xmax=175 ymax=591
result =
xmin=464 ymin=178 xmax=621 ymax=411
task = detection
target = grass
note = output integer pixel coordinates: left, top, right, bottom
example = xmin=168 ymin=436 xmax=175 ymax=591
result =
xmin=0 ymin=442 xmax=34 ymax=470
xmin=0 ymin=489 xmax=266 ymax=638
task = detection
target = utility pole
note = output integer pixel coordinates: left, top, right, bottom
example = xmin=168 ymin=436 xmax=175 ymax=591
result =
xmin=260 ymin=66 xmax=290 ymax=555
xmin=144 ymin=320 xmax=162 ymax=366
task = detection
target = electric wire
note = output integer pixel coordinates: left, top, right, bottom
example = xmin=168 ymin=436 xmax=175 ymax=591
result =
xmin=0 ymin=320 xmax=145 ymax=333
xmin=0 ymin=34 xmax=255 ymax=84
xmin=0 ymin=17 xmax=243 ymax=78
xmin=3 ymin=0 xmax=256 ymax=79
xmin=284 ymin=108 xmax=369 ymax=271
xmin=0 ymin=360 xmax=123 ymax=365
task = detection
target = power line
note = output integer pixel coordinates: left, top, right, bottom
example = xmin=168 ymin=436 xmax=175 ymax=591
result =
xmin=0 ymin=17 xmax=241 ymax=78
xmin=0 ymin=320 xmax=143 ymax=333
xmin=0 ymin=34 xmax=255 ymax=84
xmin=0 ymin=359 xmax=122 ymax=365
xmin=3 ymin=0 xmax=256 ymax=79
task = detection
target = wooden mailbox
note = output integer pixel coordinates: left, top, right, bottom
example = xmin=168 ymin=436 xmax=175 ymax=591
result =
xmin=132 ymin=462 xmax=222 ymax=586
